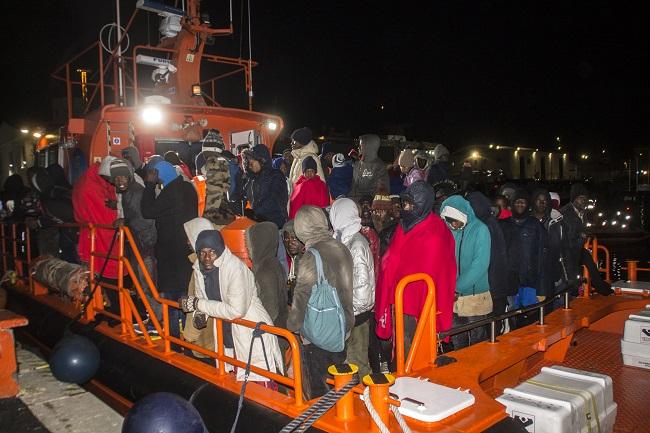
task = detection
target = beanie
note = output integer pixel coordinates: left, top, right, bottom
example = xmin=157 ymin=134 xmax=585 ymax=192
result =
xmin=109 ymin=158 xmax=132 ymax=179
xmin=302 ymin=156 xmax=317 ymax=174
xmin=98 ymin=155 xmax=117 ymax=177
xmin=290 ymin=127 xmax=312 ymax=146
xmin=570 ymin=183 xmax=589 ymax=202
xmin=510 ymin=188 xmax=530 ymax=207
xmin=371 ymin=194 xmax=393 ymax=211
xmin=272 ymin=157 xmax=285 ymax=170
xmin=332 ymin=153 xmax=346 ymax=168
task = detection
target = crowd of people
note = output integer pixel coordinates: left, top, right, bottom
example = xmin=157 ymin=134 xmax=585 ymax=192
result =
xmin=0 ymin=126 xmax=612 ymax=400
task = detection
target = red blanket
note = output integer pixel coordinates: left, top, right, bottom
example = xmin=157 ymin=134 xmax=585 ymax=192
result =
xmin=289 ymin=175 xmax=329 ymax=219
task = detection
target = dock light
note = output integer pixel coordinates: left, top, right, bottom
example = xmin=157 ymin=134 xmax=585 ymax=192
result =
xmin=598 ymin=212 xmax=603 ymax=217
xmin=556 ymin=137 xmax=560 ymax=141
xmin=611 ymin=220 xmax=617 ymax=226
xmin=625 ymin=215 xmax=631 ymax=220
xmin=557 ymin=146 xmax=562 ymax=150
xmin=616 ymin=211 xmax=621 ymax=216
xmin=496 ymin=145 xmax=500 ymax=150
xmin=265 ymin=120 xmax=278 ymax=131
xmin=471 ymin=151 xmax=479 ymax=159
xmin=601 ymin=221 xmax=607 ymax=226
xmin=489 ymin=144 xmax=494 ymax=149
xmin=191 ymin=84 xmax=202 ymax=97
xmin=516 ymin=147 xmax=521 ymax=151
xmin=141 ymin=106 xmax=163 ymax=125
xmin=622 ymin=224 xmax=627 ymax=228
xmin=20 ymin=128 xmax=29 ymax=134
xmin=33 ymin=132 xmax=42 ymax=138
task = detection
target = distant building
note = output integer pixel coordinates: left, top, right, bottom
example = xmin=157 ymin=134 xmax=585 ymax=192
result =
xmin=0 ymin=122 xmax=36 ymax=186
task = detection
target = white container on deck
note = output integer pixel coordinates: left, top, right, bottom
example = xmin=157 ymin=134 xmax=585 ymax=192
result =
xmin=497 ymin=365 xmax=616 ymax=433
xmin=623 ymin=313 xmax=650 ymax=344
xmin=621 ymin=339 xmax=650 ymax=369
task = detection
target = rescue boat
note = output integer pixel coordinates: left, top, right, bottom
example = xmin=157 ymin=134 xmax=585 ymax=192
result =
xmin=3 ymin=1 xmax=650 ymax=432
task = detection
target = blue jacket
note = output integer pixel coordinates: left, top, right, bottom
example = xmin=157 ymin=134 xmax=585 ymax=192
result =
xmin=440 ymin=195 xmax=491 ymax=296
xmin=327 ymin=164 xmax=353 ymax=200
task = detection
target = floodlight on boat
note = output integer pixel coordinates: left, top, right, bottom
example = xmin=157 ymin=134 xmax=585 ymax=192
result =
xmin=265 ymin=120 xmax=278 ymax=131
xmin=191 ymin=84 xmax=202 ymax=97
xmin=141 ymin=106 xmax=163 ymax=125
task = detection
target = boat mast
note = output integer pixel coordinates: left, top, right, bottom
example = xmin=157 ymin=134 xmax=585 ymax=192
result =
xmin=115 ymin=0 xmax=125 ymax=106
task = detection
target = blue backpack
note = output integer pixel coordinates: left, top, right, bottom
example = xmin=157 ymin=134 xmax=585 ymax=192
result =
xmin=300 ymin=248 xmax=347 ymax=352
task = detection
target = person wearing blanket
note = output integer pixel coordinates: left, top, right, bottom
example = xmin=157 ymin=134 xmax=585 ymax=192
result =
xmin=179 ymin=227 xmax=284 ymax=383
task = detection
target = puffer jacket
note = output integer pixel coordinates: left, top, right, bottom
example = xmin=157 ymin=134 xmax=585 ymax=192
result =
xmin=440 ymin=195 xmax=491 ymax=297
xmin=289 ymin=141 xmax=325 ymax=187
xmin=349 ymin=134 xmax=389 ymax=199
xmin=244 ymin=145 xmax=289 ymax=229
xmin=288 ymin=206 xmax=355 ymax=338
xmin=466 ymin=191 xmax=508 ymax=299
xmin=245 ymin=221 xmax=288 ymax=328
xmin=329 ymin=198 xmax=375 ymax=316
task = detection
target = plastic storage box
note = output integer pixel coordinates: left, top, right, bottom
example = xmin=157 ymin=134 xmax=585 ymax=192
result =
xmin=621 ymin=308 xmax=650 ymax=369
xmin=621 ymin=339 xmax=650 ymax=369
xmin=497 ymin=365 xmax=616 ymax=433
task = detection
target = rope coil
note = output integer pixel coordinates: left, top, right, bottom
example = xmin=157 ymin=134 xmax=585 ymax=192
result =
xmin=362 ymin=387 xmax=412 ymax=433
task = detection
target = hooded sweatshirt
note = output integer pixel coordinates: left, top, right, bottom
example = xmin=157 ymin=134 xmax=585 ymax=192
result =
xmin=245 ymin=221 xmax=288 ymax=328
xmin=289 ymin=141 xmax=325 ymax=187
xmin=244 ymin=145 xmax=289 ymax=228
xmin=466 ymin=191 xmax=509 ymax=299
xmin=327 ymin=160 xmax=353 ymax=200
xmin=288 ymin=206 xmax=355 ymax=338
xmin=349 ymin=134 xmax=389 ymax=200
xmin=440 ymin=195 xmax=491 ymax=297
xmin=330 ymin=198 xmax=375 ymax=316
xmin=375 ymin=181 xmax=457 ymax=339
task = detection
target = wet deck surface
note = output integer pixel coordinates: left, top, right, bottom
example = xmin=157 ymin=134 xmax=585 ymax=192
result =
xmin=0 ymin=343 xmax=122 ymax=433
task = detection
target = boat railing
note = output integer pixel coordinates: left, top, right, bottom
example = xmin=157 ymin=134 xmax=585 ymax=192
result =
xmin=0 ymin=221 xmax=305 ymax=407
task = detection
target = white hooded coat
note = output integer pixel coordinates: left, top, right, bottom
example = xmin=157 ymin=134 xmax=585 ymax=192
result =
xmin=288 ymin=141 xmax=325 ymax=187
xmin=329 ymin=198 xmax=375 ymax=315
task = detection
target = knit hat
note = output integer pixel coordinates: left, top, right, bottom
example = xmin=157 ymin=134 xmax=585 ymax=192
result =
xmin=332 ymin=153 xmax=346 ymax=168
xmin=302 ymin=156 xmax=317 ymax=173
xmin=109 ymin=158 xmax=132 ymax=179
xmin=290 ymin=127 xmax=312 ymax=146
xmin=510 ymin=188 xmax=530 ymax=207
xmin=570 ymin=183 xmax=589 ymax=202
xmin=98 ymin=155 xmax=117 ymax=177
xmin=195 ymin=229 xmax=225 ymax=257
xmin=122 ymin=146 xmax=142 ymax=168
xmin=371 ymin=194 xmax=393 ymax=211
xmin=432 ymin=144 xmax=450 ymax=161
xmin=272 ymin=157 xmax=285 ymax=170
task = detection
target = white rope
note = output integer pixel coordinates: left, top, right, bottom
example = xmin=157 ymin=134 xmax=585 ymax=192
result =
xmin=362 ymin=387 xmax=392 ymax=433
xmin=391 ymin=405 xmax=412 ymax=433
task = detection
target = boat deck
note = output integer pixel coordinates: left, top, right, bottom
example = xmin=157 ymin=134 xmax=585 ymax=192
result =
xmin=523 ymin=324 xmax=650 ymax=433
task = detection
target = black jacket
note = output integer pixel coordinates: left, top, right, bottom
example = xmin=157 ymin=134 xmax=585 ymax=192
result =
xmin=244 ymin=145 xmax=288 ymax=229
xmin=559 ymin=203 xmax=586 ymax=282
xmin=500 ymin=215 xmax=547 ymax=297
xmin=467 ymin=191 xmax=509 ymax=299
xmin=121 ymin=180 xmax=157 ymax=257
xmin=141 ymin=176 xmax=198 ymax=293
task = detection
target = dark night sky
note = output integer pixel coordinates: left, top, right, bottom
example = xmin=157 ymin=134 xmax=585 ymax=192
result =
xmin=1 ymin=1 xmax=648 ymax=154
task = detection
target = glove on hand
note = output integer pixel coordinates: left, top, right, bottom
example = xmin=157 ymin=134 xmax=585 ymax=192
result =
xmin=178 ymin=295 xmax=199 ymax=313
xmin=193 ymin=312 xmax=208 ymax=330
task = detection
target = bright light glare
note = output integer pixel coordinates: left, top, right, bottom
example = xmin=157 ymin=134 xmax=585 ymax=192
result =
xmin=471 ymin=151 xmax=479 ymax=158
xmin=601 ymin=221 xmax=607 ymax=226
xmin=20 ymin=128 xmax=29 ymax=134
xmin=32 ymin=132 xmax=42 ymax=138
xmin=586 ymin=222 xmax=592 ymax=227
xmin=625 ymin=215 xmax=631 ymax=220
xmin=616 ymin=211 xmax=621 ymax=216
xmin=597 ymin=212 xmax=603 ymax=217
xmin=611 ymin=220 xmax=617 ymax=226
xmin=141 ymin=106 xmax=163 ymax=125
xmin=266 ymin=121 xmax=278 ymax=131
xmin=587 ymin=204 xmax=594 ymax=209
xmin=622 ymin=224 xmax=627 ymax=228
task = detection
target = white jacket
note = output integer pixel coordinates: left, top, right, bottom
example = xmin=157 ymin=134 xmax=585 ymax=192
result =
xmin=288 ymin=141 xmax=325 ymax=187
xmin=330 ymin=198 xmax=375 ymax=316
xmin=194 ymin=247 xmax=284 ymax=381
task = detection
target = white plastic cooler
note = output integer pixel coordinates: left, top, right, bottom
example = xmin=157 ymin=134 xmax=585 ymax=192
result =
xmin=621 ymin=307 xmax=650 ymax=369
xmin=497 ymin=365 xmax=616 ymax=433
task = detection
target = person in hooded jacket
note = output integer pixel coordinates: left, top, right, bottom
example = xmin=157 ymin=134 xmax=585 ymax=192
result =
xmin=241 ymin=144 xmax=289 ymax=229
xmin=371 ymin=194 xmax=401 ymax=257
xmin=141 ymin=160 xmax=198 ymax=344
xmin=330 ymin=198 xmax=375 ymax=377
xmin=327 ymin=153 xmax=353 ymax=200
xmin=122 ymin=146 xmax=147 ymax=180
xmin=531 ymin=188 xmax=566 ymax=302
xmin=288 ymin=156 xmax=329 ymax=219
xmin=375 ymin=181 xmax=457 ymax=355
xmin=499 ymin=189 xmax=547 ymax=328
xmin=288 ymin=206 xmax=354 ymax=400
xmin=288 ymin=127 xmax=325 ymax=187
xmin=399 ymin=149 xmax=424 ymax=188
xmin=466 ymin=191 xmax=509 ymax=329
xmin=179 ymin=229 xmax=284 ymax=383
xmin=245 ymin=221 xmax=288 ymax=329
xmin=426 ymin=144 xmax=452 ymax=185
xmin=282 ymin=219 xmax=304 ymax=305
xmin=110 ymin=158 xmax=160 ymax=325
xmin=349 ymin=134 xmax=389 ymax=200
xmin=440 ymin=195 xmax=493 ymax=349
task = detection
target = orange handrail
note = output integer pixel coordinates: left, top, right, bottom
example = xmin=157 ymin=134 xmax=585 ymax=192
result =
xmin=393 ymin=273 xmax=437 ymax=375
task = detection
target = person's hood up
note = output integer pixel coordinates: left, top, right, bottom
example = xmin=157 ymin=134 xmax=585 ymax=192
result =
xmin=359 ymin=134 xmax=381 ymax=161
xmin=440 ymin=195 xmax=475 ymax=227
xmin=46 ymin=164 xmax=71 ymax=189
xmin=122 ymin=146 xmax=142 ymax=168
xmin=195 ymin=229 xmax=225 ymax=257
xmin=2 ymin=173 xmax=26 ymax=195
xmin=398 ymin=150 xmax=415 ymax=170
xmin=31 ymin=168 xmax=54 ymax=196
xmin=272 ymin=157 xmax=285 ymax=171
xmin=433 ymin=144 xmax=449 ymax=162
xmin=400 ymin=181 xmax=435 ymax=232
xmin=152 ymin=161 xmax=178 ymax=187
xmin=531 ymin=187 xmax=552 ymax=218
xmin=291 ymin=140 xmax=319 ymax=159
xmin=549 ymin=191 xmax=560 ymax=210
xmin=98 ymin=155 xmax=117 ymax=178
xmin=329 ymin=197 xmax=362 ymax=243
xmin=144 ymin=155 xmax=164 ymax=171
xmin=245 ymin=221 xmax=279 ymax=268
xmin=248 ymin=144 xmax=272 ymax=170
xmin=332 ymin=153 xmax=346 ymax=168
xmin=184 ymin=217 xmax=215 ymax=251
xmin=466 ymin=191 xmax=493 ymax=222
xmin=294 ymin=205 xmax=331 ymax=246
xmin=499 ymin=183 xmax=517 ymax=201
xmin=282 ymin=219 xmax=296 ymax=237
xmin=510 ymin=188 xmax=531 ymax=218
xmin=414 ymin=150 xmax=432 ymax=167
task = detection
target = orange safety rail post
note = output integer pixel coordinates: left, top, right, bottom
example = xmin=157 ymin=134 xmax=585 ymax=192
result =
xmin=597 ymin=244 xmax=611 ymax=282
xmin=626 ymin=260 xmax=638 ymax=281
xmin=394 ymin=273 xmax=437 ymax=376
xmin=215 ymin=319 xmax=226 ymax=376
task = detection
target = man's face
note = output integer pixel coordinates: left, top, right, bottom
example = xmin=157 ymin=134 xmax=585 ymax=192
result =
xmin=444 ymin=217 xmax=465 ymax=231
xmin=283 ymin=231 xmax=303 ymax=256
xmin=391 ymin=200 xmax=402 ymax=219
xmin=494 ymin=197 xmax=508 ymax=211
xmin=114 ymin=175 xmax=130 ymax=192
xmin=573 ymin=195 xmax=588 ymax=212
xmin=533 ymin=194 xmax=548 ymax=215
xmin=371 ymin=208 xmax=389 ymax=231
xmin=415 ymin=157 xmax=427 ymax=170
xmin=303 ymin=168 xmax=316 ymax=179
xmin=512 ymin=198 xmax=529 ymax=217
xmin=248 ymin=158 xmax=262 ymax=174
xmin=291 ymin=139 xmax=304 ymax=151
xmin=199 ymin=248 xmax=219 ymax=270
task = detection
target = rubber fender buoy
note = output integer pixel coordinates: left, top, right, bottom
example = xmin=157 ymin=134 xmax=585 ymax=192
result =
xmin=49 ymin=334 xmax=100 ymax=384
xmin=122 ymin=392 xmax=207 ymax=433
